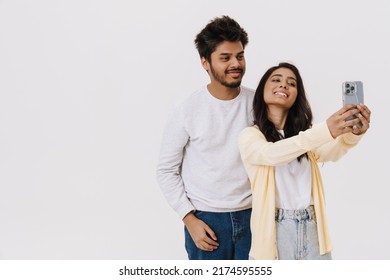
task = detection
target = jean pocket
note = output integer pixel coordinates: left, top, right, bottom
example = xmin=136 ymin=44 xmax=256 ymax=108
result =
xmin=194 ymin=210 xmax=205 ymax=218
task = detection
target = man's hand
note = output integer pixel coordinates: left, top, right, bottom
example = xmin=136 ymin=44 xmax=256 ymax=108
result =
xmin=183 ymin=212 xmax=219 ymax=251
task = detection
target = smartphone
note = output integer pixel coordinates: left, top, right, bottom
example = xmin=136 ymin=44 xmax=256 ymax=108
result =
xmin=342 ymin=81 xmax=364 ymax=127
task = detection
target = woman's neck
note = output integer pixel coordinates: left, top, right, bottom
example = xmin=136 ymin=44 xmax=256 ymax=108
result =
xmin=267 ymin=106 xmax=288 ymax=130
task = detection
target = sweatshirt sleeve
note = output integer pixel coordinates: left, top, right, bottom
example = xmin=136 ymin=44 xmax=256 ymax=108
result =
xmin=238 ymin=122 xmax=334 ymax=166
xmin=156 ymin=106 xmax=195 ymax=219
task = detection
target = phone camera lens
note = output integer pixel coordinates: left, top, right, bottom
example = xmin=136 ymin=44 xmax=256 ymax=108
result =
xmin=346 ymin=83 xmax=350 ymax=88
xmin=346 ymin=89 xmax=350 ymax=94
xmin=350 ymin=86 xmax=355 ymax=91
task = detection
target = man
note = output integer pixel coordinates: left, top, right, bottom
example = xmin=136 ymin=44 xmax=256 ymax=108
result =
xmin=156 ymin=16 xmax=254 ymax=260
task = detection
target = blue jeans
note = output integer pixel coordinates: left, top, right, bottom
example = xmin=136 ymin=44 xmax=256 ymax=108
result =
xmin=276 ymin=206 xmax=332 ymax=260
xmin=184 ymin=208 xmax=251 ymax=260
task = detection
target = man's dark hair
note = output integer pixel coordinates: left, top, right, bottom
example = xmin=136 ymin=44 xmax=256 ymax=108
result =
xmin=194 ymin=16 xmax=248 ymax=62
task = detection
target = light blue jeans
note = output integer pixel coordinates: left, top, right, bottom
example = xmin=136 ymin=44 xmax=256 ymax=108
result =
xmin=275 ymin=206 xmax=332 ymax=260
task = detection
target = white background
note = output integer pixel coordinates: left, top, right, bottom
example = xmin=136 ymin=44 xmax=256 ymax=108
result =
xmin=0 ymin=0 xmax=389 ymax=260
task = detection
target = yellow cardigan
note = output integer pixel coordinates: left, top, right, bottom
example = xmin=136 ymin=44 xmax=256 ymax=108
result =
xmin=238 ymin=122 xmax=363 ymax=259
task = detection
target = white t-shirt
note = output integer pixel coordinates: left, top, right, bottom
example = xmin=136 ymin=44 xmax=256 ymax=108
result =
xmin=275 ymin=130 xmax=312 ymax=210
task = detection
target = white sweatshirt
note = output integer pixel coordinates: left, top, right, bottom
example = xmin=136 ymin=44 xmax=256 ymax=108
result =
xmin=156 ymin=85 xmax=255 ymax=219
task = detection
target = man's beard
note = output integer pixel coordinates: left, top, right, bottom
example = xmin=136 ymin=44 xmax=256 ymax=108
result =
xmin=209 ymin=64 xmax=244 ymax=88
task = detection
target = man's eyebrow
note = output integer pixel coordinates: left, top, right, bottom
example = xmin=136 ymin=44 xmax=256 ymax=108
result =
xmin=218 ymin=51 xmax=245 ymax=56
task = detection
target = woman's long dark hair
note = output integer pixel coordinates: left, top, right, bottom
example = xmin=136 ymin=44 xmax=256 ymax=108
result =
xmin=253 ymin=62 xmax=313 ymax=161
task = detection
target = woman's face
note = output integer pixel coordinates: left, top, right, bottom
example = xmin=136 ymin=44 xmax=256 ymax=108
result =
xmin=263 ymin=67 xmax=298 ymax=110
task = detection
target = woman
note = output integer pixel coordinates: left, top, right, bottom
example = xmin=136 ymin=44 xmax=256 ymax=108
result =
xmin=238 ymin=62 xmax=371 ymax=260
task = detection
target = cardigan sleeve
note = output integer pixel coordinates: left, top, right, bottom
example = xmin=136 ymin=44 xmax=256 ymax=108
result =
xmin=312 ymin=132 xmax=364 ymax=162
xmin=238 ymin=122 xmax=334 ymax=166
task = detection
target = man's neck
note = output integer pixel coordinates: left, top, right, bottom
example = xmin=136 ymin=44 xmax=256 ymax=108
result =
xmin=207 ymin=83 xmax=240 ymax=100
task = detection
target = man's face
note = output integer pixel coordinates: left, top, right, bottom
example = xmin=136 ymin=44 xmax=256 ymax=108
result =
xmin=202 ymin=41 xmax=246 ymax=88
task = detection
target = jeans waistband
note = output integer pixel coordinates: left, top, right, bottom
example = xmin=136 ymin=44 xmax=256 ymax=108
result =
xmin=275 ymin=205 xmax=316 ymax=222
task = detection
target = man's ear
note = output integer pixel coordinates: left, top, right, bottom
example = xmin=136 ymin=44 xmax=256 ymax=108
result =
xmin=201 ymin=57 xmax=209 ymax=72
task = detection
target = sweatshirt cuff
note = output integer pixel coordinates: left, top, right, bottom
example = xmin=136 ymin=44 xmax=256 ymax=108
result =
xmin=177 ymin=202 xmax=196 ymax=220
